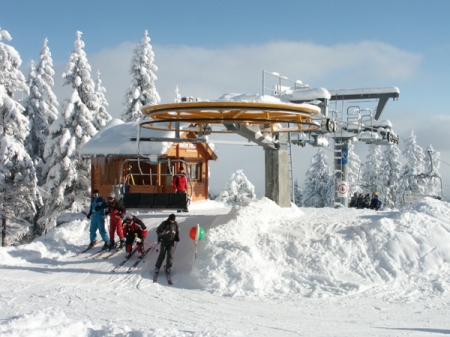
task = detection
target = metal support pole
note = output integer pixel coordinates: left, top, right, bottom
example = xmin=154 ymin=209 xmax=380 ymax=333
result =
xmin=334 ymin=139 xmax=349 ymax=207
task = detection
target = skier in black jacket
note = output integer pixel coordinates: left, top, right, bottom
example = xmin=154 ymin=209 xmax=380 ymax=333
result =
xmin=154 ymin=214 xmax=180 ymax=275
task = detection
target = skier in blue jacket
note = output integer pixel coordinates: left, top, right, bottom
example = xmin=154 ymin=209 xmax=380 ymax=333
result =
xmin=86 ymin=189 xmax=111 ymax=249
xmin=369 ymin=192 xmax=382 ymax=211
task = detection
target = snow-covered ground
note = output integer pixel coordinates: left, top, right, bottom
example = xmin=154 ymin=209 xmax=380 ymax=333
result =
xmin=2 ymin=197 xmax=450 ymax=336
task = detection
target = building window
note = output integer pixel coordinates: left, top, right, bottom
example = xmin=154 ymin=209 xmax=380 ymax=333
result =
xmin=190 ymin=163 xmax=202 ymax=181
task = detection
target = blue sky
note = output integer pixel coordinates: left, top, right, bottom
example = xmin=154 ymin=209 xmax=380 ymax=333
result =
xmin=2 ymin=0 xmax=450 ymax=197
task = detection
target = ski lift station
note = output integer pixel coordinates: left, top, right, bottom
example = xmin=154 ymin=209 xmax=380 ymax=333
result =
xmin=81 ymin=70 xmax=424 ymax=209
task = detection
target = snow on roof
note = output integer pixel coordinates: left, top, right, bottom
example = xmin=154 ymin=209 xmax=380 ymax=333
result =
xmin=281 ymin=87 xmax=331 ymax=101
xmin=217 ymin=92 xmax=283 ymax=103
xmin=328 ymin=86 xmax=400 ymax=96
xmin=80 ymin=119 xmax=176 ymax=157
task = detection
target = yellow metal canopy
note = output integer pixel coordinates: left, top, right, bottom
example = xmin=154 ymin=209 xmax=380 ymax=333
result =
xmin=141 ymin=101 xmax=321 ymax=133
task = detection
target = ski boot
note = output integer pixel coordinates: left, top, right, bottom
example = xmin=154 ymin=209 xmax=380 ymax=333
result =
xmin=154 ymin=267 xmax=159 ymax=274
xmin=89 ymin=240 xmax=98 ymax=248
xmin=118 ymin=239 xmax=125 ymax=250
xmin=108 ymin=240 xmax=115 ymax=251
xmin=166 ymin=268 xmax=171 ymax=275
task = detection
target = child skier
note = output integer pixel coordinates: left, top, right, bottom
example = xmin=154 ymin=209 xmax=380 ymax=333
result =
xmin=123 ymin=215 xmax=148 ymax=259
xmin=105 ymin=192 xmax=126 ymax=250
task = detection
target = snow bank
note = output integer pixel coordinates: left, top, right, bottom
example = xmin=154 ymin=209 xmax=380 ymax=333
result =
xmin=193 ymin=197 xmax=450 ymax=299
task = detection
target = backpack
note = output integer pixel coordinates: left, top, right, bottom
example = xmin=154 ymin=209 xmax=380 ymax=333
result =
xmin=159 ymin=221 xmax=178 ymax=241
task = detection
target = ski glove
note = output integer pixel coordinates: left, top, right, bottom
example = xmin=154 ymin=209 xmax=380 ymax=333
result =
xmin=175 ymin=236 xmax=180 ymax=242
xmin=135 ymin=237 xmax=142 ymax=243
xmin=87 ymin=213 xmax=91 ymax=219
xmin=158 ymin=236 xmax=162 ymax=242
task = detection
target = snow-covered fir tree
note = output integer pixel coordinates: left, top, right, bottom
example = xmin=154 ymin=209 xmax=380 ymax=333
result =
xmin=40 ymin=31 xmax=98 ymax=230
xmin=62 ymin=31 xmax=98 ymax=113
xmin=91 ymin=70 xmax=112 ymax=130
xmin=294 ymin=180 xmax=303 ymax=207
xmin=347 ymin=137 xmax=363 ymax=195
xmin=122 ymin=30 xmax=160 ymax=122
xmin=361 ymin=144 xmax=383 ymax=196
xmin=173 ymin=85 xmax=181 ymax=103
xmin=23 ymin=38 xmax=59 ymax=184
xmin=216 ymin=169 xmax=256 ymax=204
xmin=399 ymin=131 xmax=427 ymax=201
xmin=0 ymin=29 xmax=41 ymax=245
xmin=378 ymin=144 xmax=402 ymax=209
xmin=424 ymin=144 xmax=442 ymax=198
xmin=302 ymin=148 xmax=334 ymax=208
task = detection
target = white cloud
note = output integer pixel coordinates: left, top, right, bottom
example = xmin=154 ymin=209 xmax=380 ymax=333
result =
xmin=51 ymin=39 xmax=422 ymax=120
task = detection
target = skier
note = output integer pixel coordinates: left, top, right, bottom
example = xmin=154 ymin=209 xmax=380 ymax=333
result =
xmin=105 ymin=192 xmax=126 ymax=250
xmin=363 ymin=194 xmax=371 ymax=208
xmin=123 ymin=215 xmax=148 ymax=259
xmin=349 ymin=193 xmax=357 ymax=207
xmin=86 ymin=189 xmax=111 ymax=250
xmin=154 ymin=213 xmax=180 ymax=276
xmin=356 ymin=193 xmax=364 ymax=209
xmin=369 ymin=192 xmax=382 ymax=210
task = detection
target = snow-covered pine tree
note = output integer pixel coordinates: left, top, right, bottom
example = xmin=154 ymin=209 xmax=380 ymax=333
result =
xmin=91 ymin=70 xmax=112 ymax=130
xmin=294 ymin=180 xmax=303 ymax=207
xmin=399 ymin=131 xmax=427 ymax=202
xmin=216 ymin=169 xmax=256 ymax=204
xmin=40 ymin=31 xmax=97 ymax=230
xmin=122 ymin=30 xmax=160 ymax=122
xmin=0 ymin=29 xmax=41 ymax=245
xmin=378 ymin=144 xmax=402 ymax=209
xmin=23 ymin=38 xmax=59 ymax=184
xmin=347 ymin=137 xmax=363 ymax=196
xmin=424 ymin=144 xmax=442 ymax=198
xmin=361 ymin=144 xmax=383 ymax=196
xmin=62 ymin=31 xmax=98 ymax=113
xmin=302 ymin=148 xmax=334 ymax=208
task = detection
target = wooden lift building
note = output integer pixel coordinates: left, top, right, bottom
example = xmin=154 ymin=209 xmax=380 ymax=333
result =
xmin=80 ymin=119 xmax=217 ymax=210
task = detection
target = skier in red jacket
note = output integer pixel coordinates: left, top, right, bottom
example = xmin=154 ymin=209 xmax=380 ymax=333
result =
xmin=123 ymin=215 xmax=148 ymax=259
xmin=105 ymin=192 xmax=126 ymax=250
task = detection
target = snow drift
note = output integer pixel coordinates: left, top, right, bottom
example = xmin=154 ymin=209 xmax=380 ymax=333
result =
xmin=193 ymin=197 xmax=450 ymax=299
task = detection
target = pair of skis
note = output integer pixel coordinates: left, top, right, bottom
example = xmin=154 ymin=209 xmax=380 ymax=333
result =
xmin=153 ymin=269 xmax=173 ymax=285
xmin=112 ymin=241 xmax=159 ymax=273
xmin=103 ymin=244 xmax=124 ymax=259
xmin=72 ymin=240 xmax=104 ymax=257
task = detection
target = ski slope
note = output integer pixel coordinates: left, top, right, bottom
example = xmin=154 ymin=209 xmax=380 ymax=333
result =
xmin=1 ymin=198 xmax=450 ymax=336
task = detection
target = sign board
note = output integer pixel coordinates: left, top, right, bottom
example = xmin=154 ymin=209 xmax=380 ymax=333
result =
xmin=337 ymin=181 xmax=348 ymax=197
xmin=341 ymin=148 xmax=348 ymax=165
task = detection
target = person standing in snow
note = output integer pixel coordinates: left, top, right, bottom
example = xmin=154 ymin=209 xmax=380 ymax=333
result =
xmin=349 ymin=193 xmax=357 ymax=207
xmin=154 ymin=213 xmax=180 ymax=276
xmin=172 ymin=166 xmax=189 ymax=212
xmin=356 ymin=193 xmax=364 ymax=209
xmin=123 ymin=215 xmax=148 ymax=259
xmin=86 ymin=189 xmax=111 ymax=249
xmin=363 ymin=194 xmax=371 ymax=208
xmin=105 ymin=192 xmax=126 ymax=250
xmin=369 ymin=192 xmax=382 ymax=210
xmin=172 ymin=166 xmax=188 ymax=193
